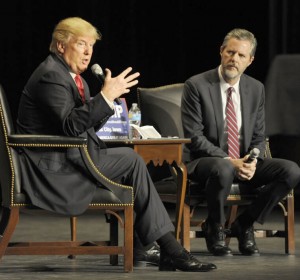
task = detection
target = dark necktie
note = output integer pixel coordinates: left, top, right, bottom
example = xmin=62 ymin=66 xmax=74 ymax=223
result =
xmin=75 ymin=74 xmax=85 ymax=102
xmin=226 ymin=87 xmax=240 ymax=159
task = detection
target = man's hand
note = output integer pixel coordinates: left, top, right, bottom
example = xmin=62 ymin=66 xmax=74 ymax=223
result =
xmin=101 ymin=67 xmax=140 ymax=102
xmin=229 ymin=155 xmax=257 ymax=181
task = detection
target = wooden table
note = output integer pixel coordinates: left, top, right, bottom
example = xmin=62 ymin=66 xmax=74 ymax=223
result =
xmin=105 ymin=138 xmax=191 ymax=240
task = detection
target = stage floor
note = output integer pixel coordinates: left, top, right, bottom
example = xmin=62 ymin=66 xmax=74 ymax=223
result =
xmin=0 ymin=207 xmax=299 ymax=280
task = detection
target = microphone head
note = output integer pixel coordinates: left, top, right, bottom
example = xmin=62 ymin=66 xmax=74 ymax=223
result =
xmin=251 ymin=148 xmax=260 ymax=158
xmin=91 ymin=63 xmax=103 ymax=76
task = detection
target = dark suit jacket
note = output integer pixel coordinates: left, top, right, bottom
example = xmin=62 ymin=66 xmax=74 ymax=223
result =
xmin=17 ymin=54 xmax=116 ymax=216
xmin=181 ymin=68 xmax=266 ymax=167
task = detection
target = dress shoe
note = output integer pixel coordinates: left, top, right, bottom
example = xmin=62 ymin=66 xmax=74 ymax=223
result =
xmin=134 ymin=244 xmax=160 ymax=267
xmin=230 ymin=221 xmax=260 ymax=256
xmin=159 ymin=248 xmax=217 ymax=272
xmin=201 ymin=221 xmax=232 ymax=256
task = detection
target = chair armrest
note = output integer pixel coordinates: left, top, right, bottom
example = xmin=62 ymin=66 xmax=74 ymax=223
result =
xmin=7 ymin=134 xmax=87 ymax=147
xmin=6 ymin=134 xmax=133 ymax=205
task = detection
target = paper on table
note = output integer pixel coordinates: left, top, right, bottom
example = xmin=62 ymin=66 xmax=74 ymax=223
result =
xmin=130 ymin=124 xmax=161 ymax=139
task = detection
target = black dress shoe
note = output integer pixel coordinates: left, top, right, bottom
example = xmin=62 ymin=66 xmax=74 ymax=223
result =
xmin=134 ymin=244 xmax=160 ymax=267
xmin=159 ymin=248 xmax=217 ymax=272
xmin=201 ymin=221 xmax=232 ymax=256
xmin=230 ymin=221 xmax=260 ymax=256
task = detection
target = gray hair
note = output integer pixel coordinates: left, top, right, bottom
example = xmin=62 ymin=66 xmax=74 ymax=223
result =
xmin=221 ymin=28 xmax=257 ymax=57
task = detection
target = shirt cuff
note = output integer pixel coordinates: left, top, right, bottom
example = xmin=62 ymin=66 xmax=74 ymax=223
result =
xmin=101 ymin=91 xmax=115 ymax=109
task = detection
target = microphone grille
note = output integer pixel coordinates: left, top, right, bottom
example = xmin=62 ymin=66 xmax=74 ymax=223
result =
xmin=91 ymin=64 xmax=103 ymax=75
xmin=252 ymin=148 xmax=260 ymax=157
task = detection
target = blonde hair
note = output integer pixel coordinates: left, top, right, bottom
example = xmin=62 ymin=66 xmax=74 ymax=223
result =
xmin=49 ymin=17 xmax=101 ymax=54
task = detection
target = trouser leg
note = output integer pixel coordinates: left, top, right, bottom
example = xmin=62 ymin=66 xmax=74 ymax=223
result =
xmin=98 ymin=147 xmax=174 ymax=245
xmin=241 ymin=158 xmax=300 ymax=224
xmin=188 ymin=157 xmax=235 ymax=225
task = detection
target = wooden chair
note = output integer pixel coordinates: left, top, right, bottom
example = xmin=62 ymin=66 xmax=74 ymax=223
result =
xmin=0 ymin=84 xmax=134 ymax=272
xmin=137 ymin=83 xmax=295 ymax=254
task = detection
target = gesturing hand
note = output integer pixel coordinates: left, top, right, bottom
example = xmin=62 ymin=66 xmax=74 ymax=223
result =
xmin=101 ymin=67 xmax=140 ymax=102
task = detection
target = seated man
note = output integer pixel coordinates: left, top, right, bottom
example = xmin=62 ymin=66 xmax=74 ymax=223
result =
xmin=181 ymin=28 xmax=300 ymax=257
xmin=16 ymin=17 xmax=216 ymax=272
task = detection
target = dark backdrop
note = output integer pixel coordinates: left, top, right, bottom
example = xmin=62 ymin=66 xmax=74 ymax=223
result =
xmin=1 ymin=0 xmax=300 ymax=203
xmin=2 ymin=0 xmax=300 ymax=119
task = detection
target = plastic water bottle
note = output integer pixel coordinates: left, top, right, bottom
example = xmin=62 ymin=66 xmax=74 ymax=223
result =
xmin=128 ymin=103 xmax=141 ymax=139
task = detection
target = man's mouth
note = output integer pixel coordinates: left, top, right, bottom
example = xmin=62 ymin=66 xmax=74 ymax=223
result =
xmin=227 ymin=65 xmax=237 ymax=71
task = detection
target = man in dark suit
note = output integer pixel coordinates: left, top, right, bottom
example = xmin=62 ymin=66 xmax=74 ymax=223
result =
xmin=16 ymin=17 xmax=216 ymax=272
xmin=181 ymin=28 xmax=300 ymax=257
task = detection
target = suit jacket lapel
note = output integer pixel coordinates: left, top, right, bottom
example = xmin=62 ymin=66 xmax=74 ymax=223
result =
xmin=82 ymin=78 xmax=90 ymax=102
xmin=209 ymin=72 xmax=224 ymax=147
xmin=239 ymin=76 xmax=251 ymax=154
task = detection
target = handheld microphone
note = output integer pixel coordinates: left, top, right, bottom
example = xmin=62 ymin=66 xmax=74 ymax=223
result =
xmin=91 ymin=63 xmax=122 ymax=105
xmin=246 ymin=148 xmax=260 ymax=163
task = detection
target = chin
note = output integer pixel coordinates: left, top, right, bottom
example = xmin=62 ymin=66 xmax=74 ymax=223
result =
xmin=224 ymin=69 xmax=239 ymax=80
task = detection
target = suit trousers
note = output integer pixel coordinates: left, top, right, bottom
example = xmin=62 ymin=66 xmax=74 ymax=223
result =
xmin=187 ymin=157 xmax=300 ymax=225
xmin=97 ymin=147 xmax=174 ymax=246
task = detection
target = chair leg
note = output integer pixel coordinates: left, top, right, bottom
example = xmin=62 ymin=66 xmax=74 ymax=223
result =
xmin=68 ymin=217 xmax=77 ymax=259
xmin=109 ymin=213 xmax=119 ymax=265
xmin=0 ymin=207 xmax=19 ymax=259
xmin=106 ymin=209 xmax=133 ymax=270
xmin=285 ymin=195 xmax=295 ymax=254
xmin=123 ymin=206 xmax=133 ymax=272
xmin=0 ymin=207 xmax=11 ymax=236
xmin=181 ymin=203 xmax=191 ymax=251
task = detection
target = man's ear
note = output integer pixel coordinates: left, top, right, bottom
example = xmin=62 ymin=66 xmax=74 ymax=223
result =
xmin=248 ymin=56 xmax=255 ymax=67
xmin=220 ymin=45 xmax=225 ymax=56
xmin=57 ymin=42 xmax=65 ymax=54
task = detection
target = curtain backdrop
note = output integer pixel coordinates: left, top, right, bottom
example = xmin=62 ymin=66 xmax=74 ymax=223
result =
xmin=1 ymin=0 xmax=300 ymax=121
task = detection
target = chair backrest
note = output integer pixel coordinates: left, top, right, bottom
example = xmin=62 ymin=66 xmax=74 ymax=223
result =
xmin=137 ymin=84 xmax=184 ymax=138
xmin=0 ymin=85 xmax=23 ymax=206
xmin=265 ymin=54 xmax=300 ymax=136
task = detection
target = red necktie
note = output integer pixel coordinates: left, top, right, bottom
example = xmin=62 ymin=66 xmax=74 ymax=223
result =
xmin=75 ymin=74 xmax=85 ymax=102
xmin=226 ymin=87 xmax=240 ymax=159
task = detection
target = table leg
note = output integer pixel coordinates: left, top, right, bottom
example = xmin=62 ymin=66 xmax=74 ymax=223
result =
xmin=172 ymin=162 xmax=187 ymax=241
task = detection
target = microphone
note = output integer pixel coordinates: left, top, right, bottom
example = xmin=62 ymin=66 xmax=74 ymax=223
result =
xmin=91 ymin=64 xmax=122 ymax=105
xmin=246 ymin=148 xmax=260 ymax=163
